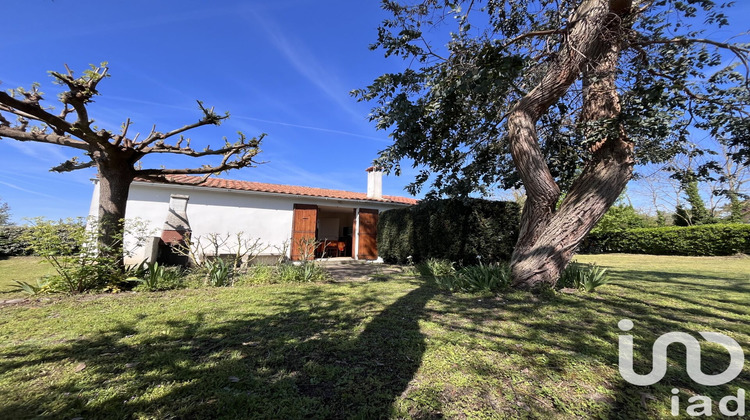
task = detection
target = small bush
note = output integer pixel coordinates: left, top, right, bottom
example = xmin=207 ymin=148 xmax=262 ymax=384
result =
xmin=558 ymin=263 xmax=610 ymax=292
xmin=130 ymin=262 xmax=185 ymax=291
xmin=417 ymin=258 xmax=456 ymax=278
xmin=434 ymin=264 xmax=512 ymax=293
xmin=19 ymin=217 xmax=153 ymax=293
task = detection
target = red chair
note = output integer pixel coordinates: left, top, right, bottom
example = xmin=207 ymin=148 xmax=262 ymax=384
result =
xmin=325 ymin=241 xmax=339 ymax=257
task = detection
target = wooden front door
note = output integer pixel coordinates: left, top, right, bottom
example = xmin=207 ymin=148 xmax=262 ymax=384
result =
xmin=357 ymin=208 xmax=378 ymax=260
xmin=291 ymin=204 xmax=318 ymax=261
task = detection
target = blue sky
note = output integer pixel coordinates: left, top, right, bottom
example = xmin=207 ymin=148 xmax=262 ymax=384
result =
xmin=1 ymin=0 xmax=413 ymax=223
xmin=2 ymin=1 xmax=749 ymax=223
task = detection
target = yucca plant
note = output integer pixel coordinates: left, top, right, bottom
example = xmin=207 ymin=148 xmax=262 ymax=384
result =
xmin=457 ymin=264 xmax=512 ymax=293
xmin=558 ymin=263 xmax=610 ymax=292
xmin=433 ymin=263 xmax=511 ymax=293
xmin=580 ymin=264 xmax=610 ymax=292
xmin=10 ymin=278 xmax=51 ymax=296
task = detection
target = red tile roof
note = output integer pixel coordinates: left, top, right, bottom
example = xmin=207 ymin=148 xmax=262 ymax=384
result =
xmin=134 ymin=175 xmax=418 ymax=205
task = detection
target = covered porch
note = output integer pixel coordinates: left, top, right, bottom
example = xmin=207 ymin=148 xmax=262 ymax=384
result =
xmin=290 ymin=204 xmax=379 ymax=261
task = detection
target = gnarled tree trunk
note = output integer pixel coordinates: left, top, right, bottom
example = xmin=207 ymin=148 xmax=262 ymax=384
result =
xmin=508 ymin=0 xmax=634 ymax=289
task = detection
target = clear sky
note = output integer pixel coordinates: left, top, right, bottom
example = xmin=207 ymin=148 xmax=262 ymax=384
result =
xmin=1 ymin=0 xmax=415 ymax=223
xmin=2 ymin=1 xmax=749 ymax=223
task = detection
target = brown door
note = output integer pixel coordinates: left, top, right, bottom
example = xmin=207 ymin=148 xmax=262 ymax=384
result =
xmin=357 ymin=208 xmax=378 ymax=260
xmin=291 ymin=204 xmax=318 ymax=261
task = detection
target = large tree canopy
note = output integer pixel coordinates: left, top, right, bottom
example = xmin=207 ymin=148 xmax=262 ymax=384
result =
xmin=0 ymin=64 xmax=263 ymax=266
xmin=356 ymin=0 xmax=750 ymax=288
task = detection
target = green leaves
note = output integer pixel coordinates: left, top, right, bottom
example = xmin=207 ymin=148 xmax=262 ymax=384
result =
xmin=360 ymin=0 xmax=750 ymax=197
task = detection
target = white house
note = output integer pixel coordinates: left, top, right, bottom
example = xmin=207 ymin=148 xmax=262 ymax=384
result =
xmin=87 ymin=167 xmax=417 ymax=265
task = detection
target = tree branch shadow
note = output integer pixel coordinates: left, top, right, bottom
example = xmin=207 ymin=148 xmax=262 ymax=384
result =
xmin=0 ymin=281 xmax=438 ymax=419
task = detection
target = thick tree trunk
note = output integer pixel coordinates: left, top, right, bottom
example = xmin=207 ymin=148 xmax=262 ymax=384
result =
xmin=94 ymin=151 xmax=136 ymax=267
xmin=507 ymin=0 xmax=634 ymax=289
xmin=510 ymin=138 xmax=633 ymax=288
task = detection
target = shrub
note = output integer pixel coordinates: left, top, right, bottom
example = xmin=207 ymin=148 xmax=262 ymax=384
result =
xmin=129 ymin=261 xmax=185 ymax=291
xmin=558 ymin=263 xmax=610 ymax=292
xmin=417 ymin=258 xmax=456 ymax=278
xmin=434 ymin=264 xmax=512 ymax=293
xmin=591 ymin=203 xmax=650 ymax=234
xmin=20 ymin=217 xmax=152 ymax=293
xmin=21 ymin=218 xmax=105 ymax=293
xmin=585 ymin=224 xmax=750 ymax=256
xmin=378 ymin=198 xmax=520 ymax=265
xmin=0 ymin=225 xmax=33 ymax=256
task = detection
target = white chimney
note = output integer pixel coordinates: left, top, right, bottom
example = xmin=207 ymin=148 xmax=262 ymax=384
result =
xmin=161 ymin=194 xmax=191 ymax=244
xmin=366 ymin=167 xmax=383 ymax=199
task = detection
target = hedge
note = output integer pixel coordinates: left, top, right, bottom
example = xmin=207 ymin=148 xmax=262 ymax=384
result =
xmin=0 ymin=225 xmax=33 ymax=257
xmin=378 ymin=198 xmax=520 ymax=265
xmin=584 ymin=223 xmax=750 ymax=256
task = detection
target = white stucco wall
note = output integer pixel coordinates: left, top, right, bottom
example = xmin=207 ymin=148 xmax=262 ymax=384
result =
xmin=88 ymin=180 xmax=411 ymax=264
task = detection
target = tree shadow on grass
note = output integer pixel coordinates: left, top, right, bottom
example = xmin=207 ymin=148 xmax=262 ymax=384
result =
xmin=419 ymin=283 xmax=749 ymax=419
xmin=0 ymin=282 xmax=439 ymax=419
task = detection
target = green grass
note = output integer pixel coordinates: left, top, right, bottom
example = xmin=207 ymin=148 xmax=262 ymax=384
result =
xmin=0 ymin=256 xmax=55 ymax=295
xmin=0 ymin=254 xmax=748 ymax=419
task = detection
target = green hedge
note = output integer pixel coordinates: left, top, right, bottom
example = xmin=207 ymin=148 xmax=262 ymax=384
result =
xmin=0 ymin=225 xmax=32 ymax=257
xmin=378 ymin=198 xmax=520 ymax=265
xmin=585 ymin=224 xmax=750 ymax=256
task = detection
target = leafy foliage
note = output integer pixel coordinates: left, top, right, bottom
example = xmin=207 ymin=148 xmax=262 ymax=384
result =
xmin=238 ymin=261 xmax=329 ymax=285
xmin=277 ymin=262 xmax=329 ymax=283
xmin=0 ymin=225 xmax=32 ymax=257
xmin=205 ymin=258 xmax=233 ymax=287
xmin=433 ymin=263 xmax=512 ymax=293
xmin=673 ymin=173 xmax=714 ymax=226
xmin=355 ymin=1 xmax=750 ymax=197
xmin=9 ymin=278 xmax=51 ymax=296
xmin=0 ymin=197 xmax=9 ymax=226
xmin=557 ymin=263 xmax=610 ymax=292
xmin=378 ymin=198 xmax=520 ymax=264
xmin=128 ymin=261 xmax=185 ymax=291
xmin=591 ymin=202 xmax=651 ymax=234
xmin=20 ymin=217 xmax=150 ymax=293
xmin=587 ymin=223 xmax=750 ymax=256
xmin=416 ymin=258 xmax=456 ymax=278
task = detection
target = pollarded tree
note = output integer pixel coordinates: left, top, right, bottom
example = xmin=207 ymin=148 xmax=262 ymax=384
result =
xmin=0 ymin=64 xmax=264 ymax=266
xmin=355 ymin=0 xmax=750 ymax=288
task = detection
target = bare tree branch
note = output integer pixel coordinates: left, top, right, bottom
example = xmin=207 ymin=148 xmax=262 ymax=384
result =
xmin=0 ymin=91 xmax=74 ymax=134
xmin=51 ymin=157 xmax=96 ymax=172
xmin=49 ymin=64 xmax=109 ymax=130
xmin=0 ymin=125 xmax=89 ymax=150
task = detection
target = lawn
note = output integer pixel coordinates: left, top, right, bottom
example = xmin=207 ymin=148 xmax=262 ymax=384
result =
xmin=0 ymin=254 xmax=748 ymax=419
xmin=0 ymin=256 xmax=54 ymax=294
